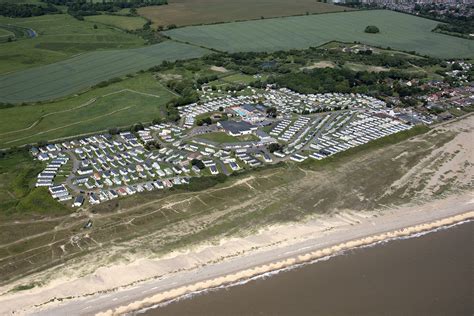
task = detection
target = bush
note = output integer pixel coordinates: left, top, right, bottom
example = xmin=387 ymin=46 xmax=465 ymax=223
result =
xmin=365 ymin=25 xmax=380 ymax=34
xmin=267 ymin=143 xmax=283 ymax=153
xmin=191 ymin=159 xmax=205 ymax=169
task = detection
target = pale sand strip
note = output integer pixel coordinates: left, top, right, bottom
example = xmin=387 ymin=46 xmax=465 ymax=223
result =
xmin=98 ymin=210 xmax=474 ymax=316
xmin=1 ymin=191 xmax=468 ymax=315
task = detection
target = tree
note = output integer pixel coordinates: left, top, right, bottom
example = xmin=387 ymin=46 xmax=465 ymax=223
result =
xmin=267 ymin=143 xmax=282 ymax=153
xmin=266 ymin=107 xmax=278 ymax=118
xmin=131 ymin=123 xmax=144 ymax=132
xmin=108 ymin=127 xmax=119 ymax=135
xmin=196 ymin=117 xmax=212 ymax=126
xmin=93 ymin=24 xmax=98 ymax=29
xmin=451 ymin=62 xmax=463 ymax=71
xmin=191 ymin=159 xmax=205 ymax=169
xmin=364 ymin=25 xmax=380 ymax=34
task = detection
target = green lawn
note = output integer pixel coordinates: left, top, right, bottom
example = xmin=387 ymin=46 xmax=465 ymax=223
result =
xmin=221 ymin=73 xmax=258 ymax=84
xmin=164 ymin=10 xmax=474 ymax=59
xmin=0 ymin=150 xmax=68 ymax=217
xmin=0 ymin=73 xmax=176 ymax=148
xmin=0 ymin=14 xmax=145 ymax=74
xmin=0 ymin=28 xmax=13 ymax=37
xmin=85 ymin=14 xmax=148 ymax=31
xmin=0 ymin=40 xmax=209 ymax=104
xmin=197 ymin=132 xmax=259 ymax=143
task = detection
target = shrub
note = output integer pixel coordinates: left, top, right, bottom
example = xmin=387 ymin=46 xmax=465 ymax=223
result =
xmin=365 ymin=25 xmax=380 ymax=34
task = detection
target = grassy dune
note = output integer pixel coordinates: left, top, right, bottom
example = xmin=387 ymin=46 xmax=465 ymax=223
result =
xmin=2 ymin=117 xmax=470 ymax=285
xmin=164 ymin=10 xmax=474 ymax=58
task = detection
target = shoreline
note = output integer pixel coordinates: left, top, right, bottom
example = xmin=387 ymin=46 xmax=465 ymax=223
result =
xmin=98 ymin=210 xmax=474 ymax=316
xmin=135 ymin=218 xmax=473 ymax=315
xmin=1 ymin=191 xmax=469 ymax=316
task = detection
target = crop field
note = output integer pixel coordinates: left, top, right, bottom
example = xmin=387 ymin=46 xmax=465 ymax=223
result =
xmin=0 ymin=14 xmax=146 ymax=74
xmin=138 ymin=0 xmax=351 ymax=27
xmin=0 ymin=41 xmax=209 ymax=104
xmin=164 ymin=10 xmax=474 ymax=59
xmin=84 ymin=15 xmax=148 ymax=31
xmin=0 ymin=73 xmax=176 ymax=148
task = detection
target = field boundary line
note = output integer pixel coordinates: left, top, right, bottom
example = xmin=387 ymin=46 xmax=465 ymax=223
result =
xmin=0 ymin=98 xmax=97 ymax=137
xmin=5 ymin=106 xmax=135 ymax=144
xmin=0 ymin=89 xmax=162 ymax=138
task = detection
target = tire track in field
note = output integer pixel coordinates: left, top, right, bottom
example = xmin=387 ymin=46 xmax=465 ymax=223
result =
xmin=5 ymin=105 xmax=135 ymax=145
xmin=0 ymin=98 xmax=97 ymax=137
xmin=0 ymin=88 xmax=162 ymax=139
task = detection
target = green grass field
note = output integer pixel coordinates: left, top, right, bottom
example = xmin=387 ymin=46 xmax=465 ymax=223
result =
xmin=0 ymin=14 xmax=146 ymax=74
xmin=0 ymin=73 xmax=176 ymax=148
xmin=164 ymin=10 xmax=474 ymax=59
xmin=0 ymin=40 xmax=209 ymax=104
xmin=84 ymin=14 xmax=148 ymax=31
xmin=0 ymin=150 xmax=68 ymax=217
xmin=138 ymin=0 xmax=351 ymax=27
xmin=196 ymin=132 xmax=258 ymax=143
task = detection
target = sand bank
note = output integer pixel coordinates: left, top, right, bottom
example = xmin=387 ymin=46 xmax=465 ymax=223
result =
xmin=0 ymin=191 xmax=470 ymax=315
xmin=97 ymin=210 xmax=474 ymax=316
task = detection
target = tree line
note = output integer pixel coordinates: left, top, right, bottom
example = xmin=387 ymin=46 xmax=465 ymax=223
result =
xmin=0 ymin=3 xmax=58 ymax=18
xmin=40 ymin=0 xmax=167 ymax=19
xmin=270 ymin=67 xmax=424 ymax=98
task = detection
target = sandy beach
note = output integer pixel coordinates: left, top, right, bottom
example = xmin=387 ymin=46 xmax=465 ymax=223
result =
xmin=0 ymin=190 xmax=472 ymax=315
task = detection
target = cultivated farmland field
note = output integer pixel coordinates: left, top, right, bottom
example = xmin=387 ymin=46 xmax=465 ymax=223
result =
xmin=0 ymin=14 xmax=145 ymax=74
xmin=164 ymin=10 xmax=474 ymax=59
xmin=0 ymin=41 xmax=209 ymax=104
xmin=0 ymin=73 xmax=175 ymax=148
xmin=138 ymin=0 xmax=351 ymax=27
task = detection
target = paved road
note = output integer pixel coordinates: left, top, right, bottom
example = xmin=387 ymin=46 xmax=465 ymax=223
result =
xmin=65 ymin=150 xmax=81 ymax=194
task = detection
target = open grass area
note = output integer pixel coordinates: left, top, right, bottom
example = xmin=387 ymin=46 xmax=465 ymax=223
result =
xmin=138 ymin=0 xmax=351 ymax=27
xmin=0 ymin=151 xmax=68 ymax=217
xmin=0 ymin=40 xmax=209 ymax=104
xmin=0 ymin=14 xmax=145 ymax=74
xmin=196 ymin=132 xmax=258 ymax=143
xmin=220 ymin=73 xmax=258 ymax=84
xmin=0 ymin=73 xmax=176 ymax=148
xmin=84 ymin=14 xmax=148 ymax=31
xmin=343 ymin=62 xmax=389 ymax=73
xmin=164 ymin=10 xmax=474 ymax=59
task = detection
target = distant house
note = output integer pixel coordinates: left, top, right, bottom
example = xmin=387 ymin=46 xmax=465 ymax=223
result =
xmin=73 ymin=195 xmax=84 ymax=208
xmin=438 ymin=111 xmax=453 ymax=121
xmin=217 ymin=121 xmax=257 ymax=136
xmin=30 ymin=147 xmax=39 ymax=157
xmin=209 ymin=165 xmax=219 ymax=175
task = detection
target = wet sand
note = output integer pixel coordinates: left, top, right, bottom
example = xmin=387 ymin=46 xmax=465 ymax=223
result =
xmin=146 ymin=221 xmax=474 ymax=316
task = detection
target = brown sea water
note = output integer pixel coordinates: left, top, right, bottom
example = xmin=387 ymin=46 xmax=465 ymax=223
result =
xmin=142 ymin=221 xmax=473 ymax=316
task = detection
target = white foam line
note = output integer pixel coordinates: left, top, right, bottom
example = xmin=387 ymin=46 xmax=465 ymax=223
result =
xmin=97 ymin=216 xmax=473 ymax=316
